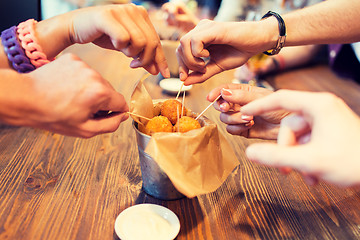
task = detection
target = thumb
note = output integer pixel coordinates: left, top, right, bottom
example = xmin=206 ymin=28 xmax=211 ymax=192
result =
xmin=246 ymin=143 xmax=312 ymax=172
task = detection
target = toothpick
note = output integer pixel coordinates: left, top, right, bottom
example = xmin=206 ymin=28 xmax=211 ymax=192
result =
xmin=175 ymin=82 xmax=184 ymax=100
xmin=181 ymin=90 xmax=185 ymax=117
xmin=127 ymin=112 xmax=151 ymax=121
xmin=176 ymin=105 xmax=180 ymax=132
xmin=195 ymin=95 xmax=221 ymax=120
xmin=140 ymin=72 xmax=151 ymax=83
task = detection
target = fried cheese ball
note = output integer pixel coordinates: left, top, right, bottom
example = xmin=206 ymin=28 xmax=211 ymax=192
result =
xmin=145 ymin=116 xmax=173 ymax=134
xmin=174 ymin=116 xmax=201 ymax=133
xmin=160 ymin=99 xmax=184 ymax=125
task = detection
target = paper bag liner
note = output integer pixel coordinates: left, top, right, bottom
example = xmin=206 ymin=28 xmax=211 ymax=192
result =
xmin=145 ymin=124 xmax=239 ymax=198
xmin=130 ymin=78 xmax=239 ymax=198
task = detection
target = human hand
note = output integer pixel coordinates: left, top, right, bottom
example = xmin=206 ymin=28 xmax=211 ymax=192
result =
xmin=176 ymin=19 xmax=277 ymax=85
xmin=208 ymin=83 xmax=288 ymax=139
xmin=162 ymin=1 xmax=199 ymax=32
xmin=24 ymin=53 xmax=129 ymax=138
xmin=69 ymin=4 xmax=170 ymax=77
xmin=242 ymin=90 xmax=360 ymax=187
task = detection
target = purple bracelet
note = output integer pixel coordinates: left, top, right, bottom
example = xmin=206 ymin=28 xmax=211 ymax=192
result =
xmin=1 ymin=26 xmax=35 ymax=73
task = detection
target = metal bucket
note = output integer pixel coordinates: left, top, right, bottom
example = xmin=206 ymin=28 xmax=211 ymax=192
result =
xmin=133 ymin=121 xmax=185 ymax=200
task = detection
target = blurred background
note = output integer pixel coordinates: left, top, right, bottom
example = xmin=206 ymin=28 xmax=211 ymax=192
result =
xmin=5 ymin=0 xmax=353 ymax=86
xmin=0 ymin=0 xmax=221 ymax=31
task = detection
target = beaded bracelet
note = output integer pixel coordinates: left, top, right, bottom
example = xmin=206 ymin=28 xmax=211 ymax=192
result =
xmin=17 ymin=19 xmax=51 ymax=68
xmin=1 ymin=26 xmax=36 ymax=73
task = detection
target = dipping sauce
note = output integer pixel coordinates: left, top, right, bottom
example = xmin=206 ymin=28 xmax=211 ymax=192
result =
xmin=114 ymin=204 xmax=180 ymax=240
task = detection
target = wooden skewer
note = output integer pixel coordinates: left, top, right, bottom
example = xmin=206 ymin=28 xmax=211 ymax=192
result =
xmin=181 ymin=90 xmax=185 ymax=117
xmin=176 ymin=105 xmax=180 ymax=132
xmin=127 ymin=73 xmax=152 ymax=122
xmin=140 ymin=72 xmax=151 ymax=82
xmin=127 ymin=112 xmax=151 ymax=121
xmin=175 ymin=82 xmax=184 ymax=100
xmin=195 ymin=95 xmax=221 ymax=120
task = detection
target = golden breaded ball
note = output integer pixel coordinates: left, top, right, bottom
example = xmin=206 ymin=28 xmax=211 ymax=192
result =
xmin=174 ymin=116 xmax=201 ymax=133
xmin=160 ymin=99 xmax=184 ymax=125
xmin=145 ymin=116 xmax=173 ymax=134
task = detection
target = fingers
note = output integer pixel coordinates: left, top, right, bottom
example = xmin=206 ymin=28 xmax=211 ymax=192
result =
xmin=179 ymin=60 xmax=224 ymax=85
xmin=100 ymin=91 xmax=129 ymax=113
xmin=121 ymin=6 xmax=155 ymax=63
xmin=220 ymin=111 xmax=253 ymax=125
xmin=213 ymin=98 xmax=232 ymax=112
xmin=76 ymin=91 xmax=130 ymax=138
xmin=176 ymin=46 xmax=190 ymax=81
xmin=225 ymin=125 xmax=250 ymax=136
xmin=182 ymin=67 xmax=221 ymax=85
xmin=178 ymin=35 xmax=206 ymax=74
xmin=246 ymin=143 xmax=313 ymax=172
xmin=80 ymin=112 xmax=129 ymax=138
xmin=240 ymin=90 xmax=323 ymax=117
xmin=99 ymin=5 xmax=169 ymax=77
xmin=278 ymin=114 xmax=311 ymax=146
xmin=129 ymin=6 xmax=169 ymax=77
xmin=153 ymin=43 xmax=170 ymax=78
xmin=94 ymin=9 xmax=131 ymax=50
xmin=177 ymin=20 xmax=220 ymax=82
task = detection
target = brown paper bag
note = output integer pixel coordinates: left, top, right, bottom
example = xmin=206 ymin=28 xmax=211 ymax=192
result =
xmin=130 ymin=79 xmax=239 ymax=198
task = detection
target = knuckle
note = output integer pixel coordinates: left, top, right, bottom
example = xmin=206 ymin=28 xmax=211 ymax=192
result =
xmin=179 ymin=37 xmax=188 ymax=46
xmin=198 ymin=19 xmax=210 ymax=25
xmin=132 ymin=37 xmax=147 ymax=49
xmin=136 ymin=5 xmax=148 ymax=16
xmin=318 ymin=92 xmax=344 ymax=108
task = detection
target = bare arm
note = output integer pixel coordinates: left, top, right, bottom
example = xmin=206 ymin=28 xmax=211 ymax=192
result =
xmin=0 ymin=4 xmax=169 ymax=77
xmin=282 ymin=0 xmax=360 ymax=46
xmin=177 ymin=0 xmax=360 ymax=84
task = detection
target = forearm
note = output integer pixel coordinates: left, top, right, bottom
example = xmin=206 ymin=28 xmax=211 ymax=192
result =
xmin=0 ymin=70 xmax=35 ymax=126
xmin=0 ymin=10 xmax=75 ymax=69
xmin=279 ymin=45 xmax=321 ymax=69
xmin=236 ymin=0 xmax=360 ymax=58
xmin=282 ymin=0 xmax=360 ymax=46
xmin=36 ymin=10 xmax=76 ymax=59
xmin=0 ymin=42 xmax=12 ymax=69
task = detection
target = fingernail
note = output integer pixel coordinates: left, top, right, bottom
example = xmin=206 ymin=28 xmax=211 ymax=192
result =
xmin=164 ymin=68 xmax=170 ymax=78
xmin=279 ymin=167 xmax=292 ymax=174
xmin=221 ymin=88 xmax=232 ymax=96
xmin=220 ymin=103 xmax=227 ymax=111
xmin=241 ymin=115 xmax=253 ymax=121
xmin=179 ymin=72 xmax=184 ymax=81
xmin=130 ymin=59 xmax=141 ymax=68
xmin=245 ymin=120 xmax=254 ymax=127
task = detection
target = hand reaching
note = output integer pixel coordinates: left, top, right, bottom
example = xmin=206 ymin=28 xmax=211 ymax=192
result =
xmin=242 ymin=90 xmax=360 ymax=187
xmin=24 ymin=54 xmax=129 ymax=138
xmin=176 ymin=19 xmax=276 ymax=85
xmin=162 ymin=1 xmax=199 ymax=32
xmin=70 ymin=4 xmax=169 ymax=77
xmin=208 ymin=83 xmax=288 ymax=139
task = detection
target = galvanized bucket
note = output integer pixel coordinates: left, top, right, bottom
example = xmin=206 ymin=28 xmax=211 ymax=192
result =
xmin=133 ymin=122 xmax=185 ymax=200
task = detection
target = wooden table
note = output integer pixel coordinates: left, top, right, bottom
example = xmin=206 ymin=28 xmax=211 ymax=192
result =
xmin=1 ymin=43 xmax=360 ymax=240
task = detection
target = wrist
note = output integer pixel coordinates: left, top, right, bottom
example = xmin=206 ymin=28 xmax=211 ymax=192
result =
xmin=36 ymin=12 xmax=75 ymax=59
xmin=259 ymin=17 xmax=282 ymax=53
xmin=230 ymin=19 xmax=279 ymax=55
